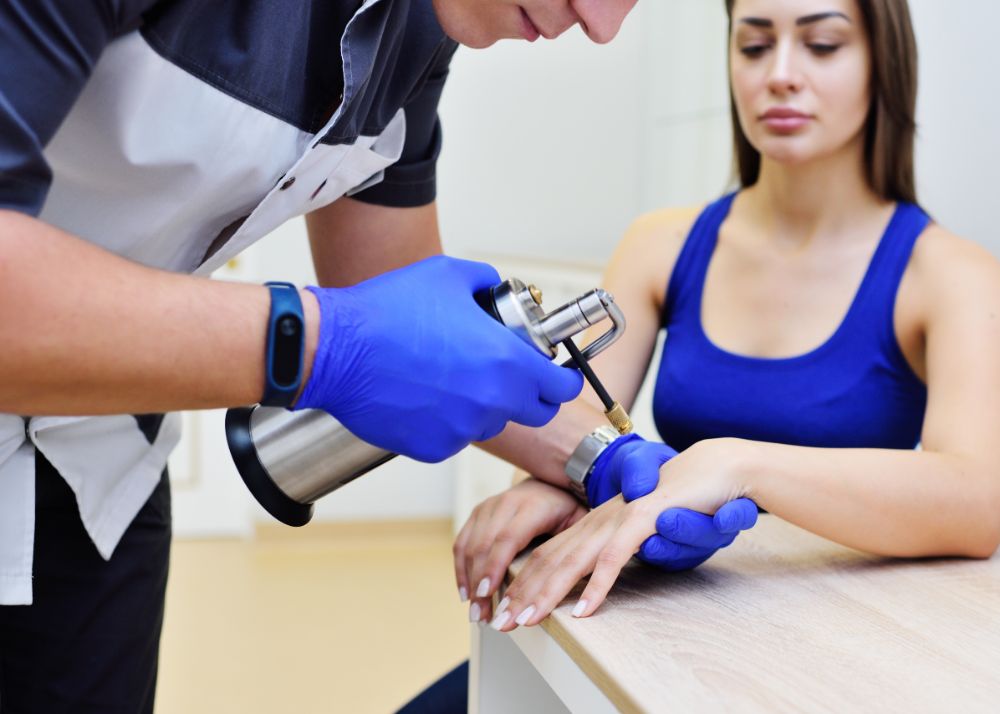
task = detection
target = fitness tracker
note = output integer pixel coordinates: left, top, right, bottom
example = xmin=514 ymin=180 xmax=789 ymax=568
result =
xmin=260 ymin=281 xmax=305 ymax=407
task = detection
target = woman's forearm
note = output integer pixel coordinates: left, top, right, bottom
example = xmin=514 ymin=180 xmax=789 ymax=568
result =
xmin=734 ymin=439 xmax=1000 ymax=558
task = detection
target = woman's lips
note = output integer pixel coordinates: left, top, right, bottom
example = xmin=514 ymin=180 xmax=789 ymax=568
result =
xmin=760 ymin=108 xmax=812 ymax=133
xmin=520 ymin=8 xmax=541 ymax=41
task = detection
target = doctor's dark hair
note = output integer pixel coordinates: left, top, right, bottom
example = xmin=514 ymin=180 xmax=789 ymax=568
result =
xmin=724 ymin=0 xmax=918 ymax=203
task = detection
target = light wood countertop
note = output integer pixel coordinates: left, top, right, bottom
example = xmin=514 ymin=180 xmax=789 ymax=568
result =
xmin=508 ymin=515 xmax=1000 ymax=713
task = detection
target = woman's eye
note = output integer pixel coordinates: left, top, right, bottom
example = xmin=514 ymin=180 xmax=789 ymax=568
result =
xmin=739 ymin=44 xmax=769 ymax=58
xmin=808 ymin=43 xmax=840 ymax=56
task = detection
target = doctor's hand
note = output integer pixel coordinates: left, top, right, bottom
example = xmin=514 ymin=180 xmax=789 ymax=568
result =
xmin=585 ymin=435 xmax=758 ymax=572
xmin=488 ymin=438 xmax=758 ymax=630
xmin=454 ymin=478 xmax=586 ymax=624
xmin=295 ymin=256 xmax=583 ymax=462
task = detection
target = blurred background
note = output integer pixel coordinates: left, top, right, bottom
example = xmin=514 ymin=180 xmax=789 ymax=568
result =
xmin=156 ymin=1 xmax=1000 ymax=711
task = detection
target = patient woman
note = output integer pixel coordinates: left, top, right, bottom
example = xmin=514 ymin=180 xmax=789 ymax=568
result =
xmin=452 ymin=0 xmax=1000 ymax=638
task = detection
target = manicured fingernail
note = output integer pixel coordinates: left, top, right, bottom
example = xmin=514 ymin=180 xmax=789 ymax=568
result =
xmin=572 ymin=599 xmax=589 ymax=618
xmin=469 ymin=602 xmax=481 ymax=622
xmin=515 ymin=605 xmax=536 ymax=626
xmin=459 ymin=586 xmax=468 ymax=603
xmin=490 ymin=610 xmax=511 ymax=630
xmin=496 ymin=596 xmax=510 ymax=615
xmin=476 ymin=578 xmax=491 ymax=598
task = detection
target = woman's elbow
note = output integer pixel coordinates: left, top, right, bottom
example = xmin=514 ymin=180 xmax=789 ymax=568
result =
xmin=951 ymin=509 xmax=1000 ymax=559
xmin=962 ymin=526 xmax=1000 ymax=559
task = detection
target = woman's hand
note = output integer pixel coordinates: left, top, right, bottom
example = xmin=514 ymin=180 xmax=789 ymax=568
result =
xmin=453 ymin=477 xmax=587 ymax=624
xmin=489 ymin=438 xmax=754 ymax=631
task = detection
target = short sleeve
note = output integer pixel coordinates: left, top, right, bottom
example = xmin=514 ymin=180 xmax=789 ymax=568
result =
xmin=351 ymin=39 xmax=459 ymax=208
xmin=0 ymin=0 xmax=159 ymax=215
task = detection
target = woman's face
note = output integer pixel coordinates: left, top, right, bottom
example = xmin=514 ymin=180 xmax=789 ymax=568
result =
xmin=729 ymin=0 xmax=872 ymax=167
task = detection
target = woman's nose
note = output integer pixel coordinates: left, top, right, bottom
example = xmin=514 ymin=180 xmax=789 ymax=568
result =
xmin=572 ymin=0 xmax=638 ymax=44
xmin=766 ymin=41 xmax=805 ymax=95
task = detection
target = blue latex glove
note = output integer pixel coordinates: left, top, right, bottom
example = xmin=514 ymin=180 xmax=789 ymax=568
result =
xmin=586 ymin=434 xmax=758 ymax=571
xmin=636 ymin=499 xmax=759 ymax=571
xmin=295 ymin=256 xmax=583 ymax=462
xmin=585 ymin=434 xmax=660 ymax=507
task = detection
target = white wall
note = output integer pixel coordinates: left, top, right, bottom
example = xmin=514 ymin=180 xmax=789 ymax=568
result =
xmin=436 ymin=7 xmax=647 ymax=266
xmin=910 ymin=0 xmax=1000 ymax=255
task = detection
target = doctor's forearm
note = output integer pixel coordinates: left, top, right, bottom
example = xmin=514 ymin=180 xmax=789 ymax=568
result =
xmin=0 ymin=210 xmax=319 ymax=414
xmin=735 ymin=439 xmax=1000 ymax=559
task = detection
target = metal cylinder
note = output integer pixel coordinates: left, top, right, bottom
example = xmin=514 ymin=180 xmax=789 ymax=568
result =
xmin=250 ymin=407 xmax=392 ymax=503
xmin=537 ymin=290 xmax=609 ymax=347
xmin=226 ymin=407 xmax=396 ymax=526
xmin=226 ymin=278 xmax=625 ymax=527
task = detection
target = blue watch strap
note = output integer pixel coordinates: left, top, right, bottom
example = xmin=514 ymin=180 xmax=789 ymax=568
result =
xmin=261 ymin=282 xmax=305 ymax=407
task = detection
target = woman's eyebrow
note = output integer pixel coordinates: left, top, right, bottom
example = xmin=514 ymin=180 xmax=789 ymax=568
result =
xmin=738 ymin=12 xmax=851 ymax=28
xmin=796 ymin=11 xmax=851 ymax=26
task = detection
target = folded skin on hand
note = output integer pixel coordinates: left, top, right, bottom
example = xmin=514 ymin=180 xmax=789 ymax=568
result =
xmin=488 ymin=438 xmax=759 ymax=631
xmin=588 ymin=435 xmax=758 ymax=573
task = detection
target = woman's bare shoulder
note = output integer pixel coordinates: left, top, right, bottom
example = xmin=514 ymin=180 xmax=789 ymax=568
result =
xmin=910 ymin=222 xmax=1000 ymax=316
xmin=613 ymin=204 xmax=703 ymax=270
xmin=624 ymin=205 xmax=703 ymax=247
xmin=604 ymin=204 xmax=705 ymax=310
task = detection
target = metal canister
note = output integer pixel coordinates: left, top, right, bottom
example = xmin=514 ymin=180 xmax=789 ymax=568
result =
xmin=226 ymin=278 xmax=626 ymax=526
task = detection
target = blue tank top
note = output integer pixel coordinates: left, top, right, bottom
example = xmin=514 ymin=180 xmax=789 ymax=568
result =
xmin=652 ymin=193 xmax=929 ymax=452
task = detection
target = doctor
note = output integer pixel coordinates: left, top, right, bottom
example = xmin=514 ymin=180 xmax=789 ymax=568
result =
xmin=0 ymin=1 xmax=637 ymax=711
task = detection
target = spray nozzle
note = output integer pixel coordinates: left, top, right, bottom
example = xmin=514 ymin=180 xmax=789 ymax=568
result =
xmin=482 ymin=278 xmax=633 ymax=435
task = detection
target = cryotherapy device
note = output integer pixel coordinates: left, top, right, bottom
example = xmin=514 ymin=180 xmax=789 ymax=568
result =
xmin=226 ymin=278 xmax=631 ymax=526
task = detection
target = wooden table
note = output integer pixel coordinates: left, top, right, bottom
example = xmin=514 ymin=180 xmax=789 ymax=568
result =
xmin=469 ymin=516 xmax=1000 ymax=713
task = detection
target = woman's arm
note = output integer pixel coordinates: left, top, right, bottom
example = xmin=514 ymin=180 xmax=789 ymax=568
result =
xmin=740 ymin=446 xmax=999 ymax=558
xmin=743 ymin=226 xmax=1000 ymax=558
xmin=490 ymin=226 xmax=1000 ymax=629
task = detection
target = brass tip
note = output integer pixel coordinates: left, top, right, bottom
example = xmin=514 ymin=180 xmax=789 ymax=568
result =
xmin=605 ymin=403 xmax=633 ymax=435
xmin=528 ymin=284 xmax=543 ymax=305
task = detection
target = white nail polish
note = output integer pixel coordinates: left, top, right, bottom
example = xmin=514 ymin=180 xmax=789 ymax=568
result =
xmin=496 ymin=596 xmax=510 ymax=615
xmin=469 ymin=602 xmax=481 ymax=622
xmin=476 ymin=578 xmax=491 ymax=598
xmin=515 ymin=605 xmax=536 ymax=626
xmin=459 ymin=586 xmax=468 ymax=603
xmin=572 ymin=599 xmax=589 ymax=618
xmin=490 ymin=610 xmax=511 ymax=630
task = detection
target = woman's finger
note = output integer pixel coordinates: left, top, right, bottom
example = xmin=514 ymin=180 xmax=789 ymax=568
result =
xmin=468 ymin=596 xmax=491 ymax=624
xmin=452 ymin=509 xmax=478 ymax=601
xmin=494 ymin=519 xmax=617 ymax=631
xmin=464 ymin=496 xmax=511 ymax=603
xmin=477 ymin=505 xmax=551 ymax=604
xmin=575 ymin=506 xmax=657 ymax=617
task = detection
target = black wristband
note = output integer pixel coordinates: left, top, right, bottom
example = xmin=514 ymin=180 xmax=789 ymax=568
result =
xmin=261 ymin=282 xmax=305 ymax=407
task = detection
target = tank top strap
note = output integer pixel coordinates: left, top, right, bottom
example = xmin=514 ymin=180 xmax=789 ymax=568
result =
xmin=662 ymin=192 xmax=737 ymax=326
xmin=848 ymin=202 xmax=931 ymax=344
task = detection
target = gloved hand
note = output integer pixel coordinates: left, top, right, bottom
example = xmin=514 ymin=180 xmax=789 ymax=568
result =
xmin=636 ymin=499 xmax=758 ymax=571
xmin=585 ymin=434 xmax=758 ymax=571
xmin=295 ymin=256 xmax=583 ymax=462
